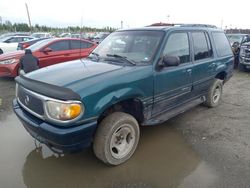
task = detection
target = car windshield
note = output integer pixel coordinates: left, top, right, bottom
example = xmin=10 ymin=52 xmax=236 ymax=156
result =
xmin=92 ymin=30 xmax=164 ymax=64
xmin=0 ymin=36 xmax=12 ymax=42
xmin=27 ymin=38 xmax=54 ymax=51
xmin=227 ymin=35 xmax=244 ymax=45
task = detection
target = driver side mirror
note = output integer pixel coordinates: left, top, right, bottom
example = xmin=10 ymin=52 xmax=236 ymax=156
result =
xmin=160 ymin=55 xmax=180 ymax=67
xmin=43 ymin=47 xmax=52 ymax=53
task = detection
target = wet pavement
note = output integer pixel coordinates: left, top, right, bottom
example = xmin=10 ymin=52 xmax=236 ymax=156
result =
xmin=0 ymin=71 xmax=249 ymax=188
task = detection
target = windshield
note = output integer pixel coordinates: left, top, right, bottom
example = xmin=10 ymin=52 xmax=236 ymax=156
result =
xmin=227 ymin=35 xmax=244 ymax=45
xmin=0 ymin=36 xmax=10 ymax=42
xmin=27 ymin=38 xmax=54 ymax=51
xmin=92 ymin=30 xmax=164 ymax=64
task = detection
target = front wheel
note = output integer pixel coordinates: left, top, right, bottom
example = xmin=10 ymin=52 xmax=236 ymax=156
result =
xmin=0 ymin=48 xmax=3 ymax=55
xmin=93 ymin=112 xmax=140 ymax=165
xmin=203 ymin=79 xmax=223 ymax=108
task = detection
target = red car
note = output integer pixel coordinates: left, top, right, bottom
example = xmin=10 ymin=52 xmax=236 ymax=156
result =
xmin=0 ymin=38 xmax=97 ymax=77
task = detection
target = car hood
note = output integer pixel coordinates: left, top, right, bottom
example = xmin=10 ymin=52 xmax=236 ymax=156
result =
xmin=0 ymin=50 xmax=24 ymax=60
xmin=26 ymin=59 xmax=125 ymax=89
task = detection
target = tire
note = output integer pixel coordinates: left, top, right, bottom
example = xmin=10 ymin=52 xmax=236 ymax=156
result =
xmin=238 ymin=63 xmax=247 ymax=72
xmin=0 ymin=49 xmax=3 ymax=55
xmin=203 ymin=79 xmax=223 ymax=108
xmin=93 ymin=112 xmax=140 ymax=165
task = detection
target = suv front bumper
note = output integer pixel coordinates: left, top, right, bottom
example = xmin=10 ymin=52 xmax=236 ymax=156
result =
xmin=13 ymin=99 xmax=97 ymax=153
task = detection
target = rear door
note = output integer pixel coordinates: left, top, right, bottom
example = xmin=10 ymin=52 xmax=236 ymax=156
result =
xmin=153 ymin=32 xmax=193 ymax=115
xmin=190 ymin=31 xmax=215 ymax=96
xmin=37 ymin=40 xmax=71 ymax=67
xmin=69 ymin=40 xmax=95 ymax=59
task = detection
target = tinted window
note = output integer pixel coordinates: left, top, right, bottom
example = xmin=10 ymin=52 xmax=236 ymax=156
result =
xmin=6 ymin=37 xmax=21 ymax=43
xmin=48 ymin=40 xmax=70 ymax=51
xmin=163 ymin=32 xmax=190 ymax=64
xmin=192 ymin=32 xmax=212 ymax=61
xmin=70 ymin=40 xmax=93 ymax=50
xmin=212 ymin=32 xmax=232 ymax=57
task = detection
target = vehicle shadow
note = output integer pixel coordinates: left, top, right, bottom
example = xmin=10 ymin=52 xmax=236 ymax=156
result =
xmin=22 ymin=125 xmax=200 ymax=188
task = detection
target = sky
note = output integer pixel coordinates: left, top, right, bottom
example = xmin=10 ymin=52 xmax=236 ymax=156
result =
xmin=0 ymin=0 xmax=250 ymax=29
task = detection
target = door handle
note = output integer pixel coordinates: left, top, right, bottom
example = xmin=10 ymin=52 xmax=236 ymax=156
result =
xmin=209 ymin=63 xmax=216 ymax=67
xmin=186 ymin=68 xmax=192 ymax=74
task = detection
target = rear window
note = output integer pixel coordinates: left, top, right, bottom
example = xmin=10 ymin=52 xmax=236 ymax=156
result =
xmin=70 ymin=40 xmax=93 ymax=49
xmin=212 ymin=32 xmax=232 ymax=57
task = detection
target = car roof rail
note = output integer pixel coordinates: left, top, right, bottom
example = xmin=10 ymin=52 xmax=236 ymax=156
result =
xmin=179 ymin=24 xmax=217 ymax=28
xmin=147 ymin=23 xmax=217 ymax=28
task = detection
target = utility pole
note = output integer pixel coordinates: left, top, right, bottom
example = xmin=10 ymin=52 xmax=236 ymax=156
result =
xmin=25 ymin=3 xmax=32 ymax=29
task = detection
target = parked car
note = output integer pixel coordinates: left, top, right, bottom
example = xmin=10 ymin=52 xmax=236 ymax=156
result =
xmin=31 ymin=32 xmax=52 ymax=38
xmin=91 ymin=32 xmax=110 ymax=44
xmin=0 ymin=38 xmax=97 ymax=77
xmin=13 ymin=24 xmax=233 ymax=165
xmin=17 ymin=38 xmax=49 ymax=50
xmin=239 ymin=41 xmax=250 ymax=71
xmin=0 ymin=36 xmax=35 ymax=54
xmin=226 ymin=33 xmax=250 ymax=68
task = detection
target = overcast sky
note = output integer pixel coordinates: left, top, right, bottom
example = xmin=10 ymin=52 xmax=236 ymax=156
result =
xmin=0 ymin=0 xmax=249 ymax=29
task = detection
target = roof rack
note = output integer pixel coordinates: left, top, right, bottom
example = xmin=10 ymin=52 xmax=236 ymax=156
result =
xmin=147 ymin=23 xmax=217 ymax=28
xmin=179 ymin=24 xmax=217 ymax=28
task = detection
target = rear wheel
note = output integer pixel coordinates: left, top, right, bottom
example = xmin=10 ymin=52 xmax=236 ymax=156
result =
xmin=203 ymin=79 xmax=223 ymax=108
xmin=0 ymin=49 xmax=3 ymax=55
xmin=93 ymin=112 xmax=140 ymax=165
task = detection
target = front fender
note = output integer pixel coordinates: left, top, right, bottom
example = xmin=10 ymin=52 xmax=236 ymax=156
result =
xmin=92 ymin=87 xmax=145 ymax=117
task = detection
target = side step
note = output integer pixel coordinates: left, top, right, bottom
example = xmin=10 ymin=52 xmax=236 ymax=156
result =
xmin=142 ymin=97 xmax=205 ymax=126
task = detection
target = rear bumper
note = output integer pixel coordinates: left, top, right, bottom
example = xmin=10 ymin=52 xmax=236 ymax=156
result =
xmin=13 ymin=98 xmax=97 ymax=153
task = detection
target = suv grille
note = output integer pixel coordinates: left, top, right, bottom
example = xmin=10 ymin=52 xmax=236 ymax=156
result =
xmin=17 ymin=85 xmax=44 ymax=117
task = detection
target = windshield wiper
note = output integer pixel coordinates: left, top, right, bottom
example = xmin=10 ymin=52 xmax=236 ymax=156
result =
xmin=88 ymin=52 xmax=100 ymax=61
xmin=106 ymin=54 xmax=136 ymax=65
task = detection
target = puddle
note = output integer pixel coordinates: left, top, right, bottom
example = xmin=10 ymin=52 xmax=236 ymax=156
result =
xmin=0 ymin=78 xmax=218 ymax=188
xmin=178 ymin=161 xmax=218 ymax=188
xmin=0 ymin=113 xmax=202 ymax=188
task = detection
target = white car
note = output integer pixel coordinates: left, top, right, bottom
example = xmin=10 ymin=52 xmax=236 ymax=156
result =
xmin=31 ymin=32 xmax=52 ymax=38
xmin=0 ymin=36 xmax=35 ymax=54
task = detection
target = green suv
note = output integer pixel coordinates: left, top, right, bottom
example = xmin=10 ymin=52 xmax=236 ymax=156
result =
xmin=13 ymin=24 xmax=234 ymax=165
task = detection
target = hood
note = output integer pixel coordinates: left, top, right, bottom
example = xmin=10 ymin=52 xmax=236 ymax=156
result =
xmin=26 ymin=59 xmax=125 ymax=89
xmin=0 ymin=50 xmax=24 ymax=60
xmin=241 ymin=41 xmax=250 ymax=46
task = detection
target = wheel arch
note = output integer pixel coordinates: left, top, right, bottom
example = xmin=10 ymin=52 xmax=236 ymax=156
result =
xmin=97 ymin=97 xmax=144 ymax=125
xmin=215 ymin=71 xmax=227 ymax=82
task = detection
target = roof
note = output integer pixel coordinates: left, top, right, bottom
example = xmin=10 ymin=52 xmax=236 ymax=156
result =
xmin=119 ymin=24 xmax=222 ymax=32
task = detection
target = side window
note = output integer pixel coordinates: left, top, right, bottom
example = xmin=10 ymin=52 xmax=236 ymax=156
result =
xmin=212 ymin=32 xmax=232 ymax=57
xmin=163 ymin=32 xmax=190 ymax=64
xmin=70 ymin=40 xmax=93 ymax=50
xmin=192 ymin=32 xmax=213 ymax=61
xmin=23 ymin=37 xmax=32 ymax=41
xmin=6 ymin=37 xmax=19 ymax=43
xmin=48 ymin=40 xmax=70 ymax=51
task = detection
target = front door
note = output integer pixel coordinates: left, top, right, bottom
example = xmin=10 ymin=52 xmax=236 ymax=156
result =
xmin=153 ymin=32 xmax=193 ymax=116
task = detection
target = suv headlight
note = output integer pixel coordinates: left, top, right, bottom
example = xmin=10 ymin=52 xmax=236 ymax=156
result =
xmin=45 ymin=100 xmax=84 ymax=121
xmin=0 ymin=59 xmax=17 ymax=64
